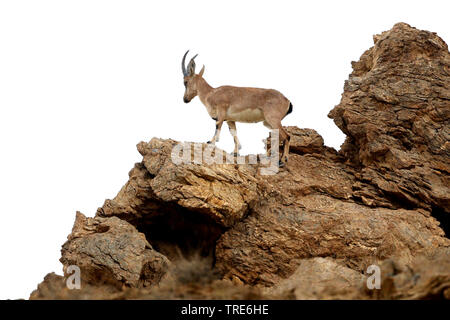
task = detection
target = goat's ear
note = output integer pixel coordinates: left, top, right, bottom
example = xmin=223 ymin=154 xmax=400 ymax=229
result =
xmin=198 ymin=65 xmax=205 ymax=77
xmin=187 ymin=59 xmax=196 ymax=76
xmin=186 ymin=54 xmax=198 ymax=76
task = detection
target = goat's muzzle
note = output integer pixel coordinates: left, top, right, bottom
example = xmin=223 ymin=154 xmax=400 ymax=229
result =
xmin=183 ymin=97 xmax=190 ymax=103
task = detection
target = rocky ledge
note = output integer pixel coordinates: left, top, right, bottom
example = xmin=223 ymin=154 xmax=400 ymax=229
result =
xmin=31 ymin=23 xmax=449 ymax=300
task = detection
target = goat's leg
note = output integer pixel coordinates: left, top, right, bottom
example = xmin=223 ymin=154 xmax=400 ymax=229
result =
xmin=263 ymin=117 xmax=290 ymax=166
xmin=227 ymin=121 xmax=241 ymax=156
xmin=279 ymin=126 xmax=290 ymax=163
xmin=208 ymin=111 xmax=225 ymax=145
xmin=263 ymin=121 xmax=272 ymax=156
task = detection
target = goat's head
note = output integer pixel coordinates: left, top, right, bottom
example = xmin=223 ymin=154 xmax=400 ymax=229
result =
xmin=181 ymin=50 xmax=205 ymax=103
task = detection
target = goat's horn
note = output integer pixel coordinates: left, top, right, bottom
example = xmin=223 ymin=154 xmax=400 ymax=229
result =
xmin=187 ymin=54 xmax=198 ymax=75
xmin=181 ymin=50 xmax=189 ymax=76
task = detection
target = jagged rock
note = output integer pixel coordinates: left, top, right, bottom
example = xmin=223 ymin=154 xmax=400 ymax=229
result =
xmin=96 ymin=138 xmax=260 ymax=260
xmin=215 ymin=193 xmax=448 ymax=286
xmin=267 ymin=248 xmax=450 ymax=300
xmin=30 ymin=273 xmax=68 ymax=300
xmin=328 ymin=22 xmax=450 ymax=215
xmin=60 ymin=212 xmax=170 ymax=288
xmin=98 ymin=138 xmax=258 ymax=228
xmin=30 ymin=23 xmax=450 ymax=300
xmin=91 ymin=127 xmax=449 ymax=287
xmin=266 ymin=126 xmax=330 ymax=155
xmin=286 ymin=127 xmax=326 ymax=155
xmin=30 ymin=259 xmax=282 ymax=300
xmin=365 ymin=248 xmax=450 ymax=299
xmin=29 ymin=272 xmax=124 ymax=300
xmin=266 ymin=257 xmax=365 ymax=299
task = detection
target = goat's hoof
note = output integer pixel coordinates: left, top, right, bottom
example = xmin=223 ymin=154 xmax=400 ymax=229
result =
xmin=207 ymin=141 xmax=214 ymax=145
xmin=278 ymin=160 xmax=285 ymax=168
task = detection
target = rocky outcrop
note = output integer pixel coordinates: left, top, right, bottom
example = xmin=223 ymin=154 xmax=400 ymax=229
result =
xmin=98 ymin=139 xmax=259 ymax=229
xmin=215 ymin=194 xmax=447 ymax=286
xmin=60 ymin=212 xmax=170 ymax=288
xmin=30 ymin=23 xmax=449 ymax=300
xmin=266 ymin=257 xmax=366 ymax=299
xmin=328 ymin=22 xmax=450 ymax=216
xmin=364 ymin=247 xmax=450 ymax=299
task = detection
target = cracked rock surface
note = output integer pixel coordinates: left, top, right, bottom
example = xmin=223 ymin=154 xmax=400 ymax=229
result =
xmin=31 ymin=23 xmax=449 ymax=300
xmin=60 ymin=212 xmax=170 ymax=288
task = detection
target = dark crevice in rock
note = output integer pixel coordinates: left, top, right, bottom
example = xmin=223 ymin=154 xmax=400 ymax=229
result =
xmin=379 ymin=192 xmax=416 ymax=211
xmin=431 ymin=206 xmax=450 ymax=238
xmin=133 ymin=203 xmax=225 ymax=263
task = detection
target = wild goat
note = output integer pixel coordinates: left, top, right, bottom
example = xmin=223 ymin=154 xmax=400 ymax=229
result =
xmin=181 ymin=51 xmax=293 ymax=165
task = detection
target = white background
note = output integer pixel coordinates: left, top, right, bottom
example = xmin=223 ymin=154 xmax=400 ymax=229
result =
xmin=0 ymin=0 xmax=448 ymax=299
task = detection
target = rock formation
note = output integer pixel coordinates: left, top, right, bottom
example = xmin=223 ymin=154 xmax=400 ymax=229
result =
xmin=328 ymin=22 xmax=449 ymax=215
xmin=30 ymin=23 xmax=449 ymax=300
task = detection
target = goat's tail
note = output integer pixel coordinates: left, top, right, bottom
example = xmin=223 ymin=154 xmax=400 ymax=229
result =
xmin=287 ymin=102 xmax=293 ymax=115
xmin=283 ymin=101 xmax=293 ymax=119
